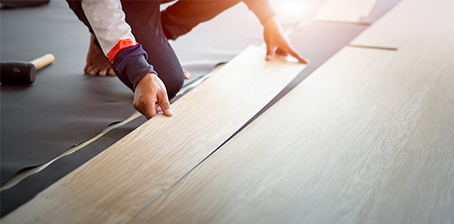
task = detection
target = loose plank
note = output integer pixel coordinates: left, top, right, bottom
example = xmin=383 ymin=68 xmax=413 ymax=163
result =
xmin=314 ymin=0 xmax=377 ymax=22
xmin=350 ymin=0 xmax=454 ymax=49
xmin=2 ymin=45 xmax=306 ymax=223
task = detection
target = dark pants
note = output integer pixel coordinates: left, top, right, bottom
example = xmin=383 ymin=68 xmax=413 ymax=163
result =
xmin=67 ymin=0 xmax=242 ymax=98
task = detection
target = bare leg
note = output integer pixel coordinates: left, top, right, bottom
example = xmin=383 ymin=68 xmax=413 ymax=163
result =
xmin=84 ymin=34 xmax=116 ymax=76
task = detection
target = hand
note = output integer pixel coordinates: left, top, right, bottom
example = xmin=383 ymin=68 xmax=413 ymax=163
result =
xmin=133 ymin=73 xmax=173 ymax=119
xmin=263 ymin=16 xmax=309 ymax=64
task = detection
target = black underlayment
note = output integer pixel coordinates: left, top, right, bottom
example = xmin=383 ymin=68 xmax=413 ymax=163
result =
xmin=0 ymin=0 xmax=400 ymax=217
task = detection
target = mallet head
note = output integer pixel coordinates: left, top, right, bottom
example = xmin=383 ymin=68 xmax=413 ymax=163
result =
xmin=0 ymin=54 xmax=54 ymax=85
xmin=0 ymin=62 xmax=36 ymax=85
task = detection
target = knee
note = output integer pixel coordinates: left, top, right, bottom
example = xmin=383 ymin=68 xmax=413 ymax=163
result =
xmin=163 ymin=71 xmax=184 ymax=100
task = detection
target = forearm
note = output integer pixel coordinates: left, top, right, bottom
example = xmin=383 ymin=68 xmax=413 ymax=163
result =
xmin=243 ymin=0 xmax=276 ymax=25
xmin=81 ymin=0 xmax=155 ymax=90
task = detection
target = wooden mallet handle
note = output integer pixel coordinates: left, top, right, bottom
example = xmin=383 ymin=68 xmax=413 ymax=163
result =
xmin=30 ymin=53 xmax=55 ymax=70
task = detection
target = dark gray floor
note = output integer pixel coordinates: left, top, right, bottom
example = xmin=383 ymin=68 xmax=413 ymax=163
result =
xmin=0 ymin=0 xmax=399 ymax=217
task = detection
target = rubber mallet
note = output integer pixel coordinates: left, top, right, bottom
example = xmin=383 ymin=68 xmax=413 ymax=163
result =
xmin=0 ymin=53 xmax=55 ymax=85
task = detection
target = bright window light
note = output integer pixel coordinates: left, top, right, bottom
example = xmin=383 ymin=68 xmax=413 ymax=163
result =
xmin=276 ymin=0 xmax=307 ymax=16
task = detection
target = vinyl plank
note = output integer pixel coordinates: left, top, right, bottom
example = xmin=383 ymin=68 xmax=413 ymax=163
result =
xmin=314 ymin=0 xmax=378 ymax=22
xmin=132 ymin=2 xmax=451 ymax=222
xmin=2 ymin=197 xmax=129 ymax=224
xmin=130 ymin=27 xmax=454 ymax=223
xmin=1 ymin=45 xmax=306 ymax=223
xmin=350 ymin=0 xmax=454 ymax=49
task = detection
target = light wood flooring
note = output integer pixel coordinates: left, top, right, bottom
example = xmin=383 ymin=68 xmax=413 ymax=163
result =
xmin=3 ymin=0 xmax=453 ymax=223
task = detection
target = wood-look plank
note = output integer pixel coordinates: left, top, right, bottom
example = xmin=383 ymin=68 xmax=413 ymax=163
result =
xmin=130 ymin=17 xmax=454 ymax=223
xmin=314 ymin=0 xmax=377 ymax=22
xmin=3 ymin=197 xmax=129 ymax=224
xmin=1 ymin=45 xmax=306 ymax=224
xmin=350 ymin=0 xmax=454 ymax=49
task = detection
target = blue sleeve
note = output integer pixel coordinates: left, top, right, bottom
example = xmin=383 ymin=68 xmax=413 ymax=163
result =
xmin=112 ymin=44 xmax=156 ymax=91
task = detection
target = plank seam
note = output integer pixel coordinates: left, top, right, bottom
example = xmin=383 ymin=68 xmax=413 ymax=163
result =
xmin=348 ymin=44 xmax=398 ymax=51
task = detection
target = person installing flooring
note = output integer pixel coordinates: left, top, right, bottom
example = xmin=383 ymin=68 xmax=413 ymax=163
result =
xmin=67 ymin=0 xmax=309 ymax=119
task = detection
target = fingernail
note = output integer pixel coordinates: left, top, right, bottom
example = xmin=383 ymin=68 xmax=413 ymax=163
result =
xmin=165 ymin=109 xmax=173 ymax=116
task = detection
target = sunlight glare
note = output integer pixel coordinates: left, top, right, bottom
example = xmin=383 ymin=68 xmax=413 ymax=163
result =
xmin=277 ymin=0 xmax=307 ymax=16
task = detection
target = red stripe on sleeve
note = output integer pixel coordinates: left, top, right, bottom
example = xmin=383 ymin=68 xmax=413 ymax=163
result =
xmin=106 ymin=39 xmax=136 ymax=63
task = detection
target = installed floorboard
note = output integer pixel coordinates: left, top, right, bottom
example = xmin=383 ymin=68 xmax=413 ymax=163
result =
xmin=350 ymin=0 xmax=454 ymax=48
xmin=315 ymin=0 xmax=378 ymax=22
xmin=131 ymin=45 xmax=454 ymax=223
xmin=128 ymin=3 xmax=454 ymax=220
xmin=1 ymin=45 xmax=306 ymax=223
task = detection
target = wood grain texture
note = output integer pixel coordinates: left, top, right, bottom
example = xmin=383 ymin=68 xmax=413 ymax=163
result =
xmin=129 ymin=14 xmax=454 ymax=223
xmin=314 ymin=0 xmax=377 ymax=22
xmin=1 ymin=45 xmax=306 ymax=224
xmin=350 ymin=0 xmax=454 ymax=49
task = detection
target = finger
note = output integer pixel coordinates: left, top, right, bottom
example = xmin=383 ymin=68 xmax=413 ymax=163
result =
xmin=144 ymin=101 xmax=157 ymax=119
xmin=266 ymin=44 xmax=276 ymax=61
xmin=156 ymin=105 xmax=162 ymax=114
xmin=134 ymin=97 xmax=157 ymax=119
xmin=158 ymin=91 xmax=173 ymax=117
xmin=276 ymin=48 xmax=288 ymax=56
xmin=285 ymin=46 xmax=310 ymax=64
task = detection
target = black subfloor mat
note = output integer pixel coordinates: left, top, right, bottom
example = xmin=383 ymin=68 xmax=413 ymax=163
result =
xmin=1 ymin=0 xmax=400 ymax=218
xmin=0 ymin=1 xmax=147 ymax=216
xmin=0 ymin=1 xmax=141 ymax=185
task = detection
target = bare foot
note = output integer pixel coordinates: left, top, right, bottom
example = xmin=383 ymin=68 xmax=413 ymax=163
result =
xmin=86 ymin=34 xmax=190 ymax=79
xmin=85 ymin=34 xmax=116 ymax=76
